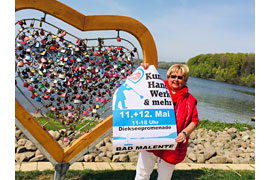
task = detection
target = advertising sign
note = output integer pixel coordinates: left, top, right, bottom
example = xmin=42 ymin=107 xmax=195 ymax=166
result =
xmin=112 ymin=65 xmax=177 ymax=152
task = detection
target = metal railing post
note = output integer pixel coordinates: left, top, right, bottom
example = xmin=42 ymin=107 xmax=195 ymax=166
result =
xmin=54 ymin=162 xmax=70 ymax=180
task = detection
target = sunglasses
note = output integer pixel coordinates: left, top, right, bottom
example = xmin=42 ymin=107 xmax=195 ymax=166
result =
xmin=170 ymin=75 xmax=183 ymax=80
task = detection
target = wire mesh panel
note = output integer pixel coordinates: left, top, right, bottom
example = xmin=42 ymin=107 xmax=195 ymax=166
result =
xmin=15 ymin=17 xmax=140 ymax=148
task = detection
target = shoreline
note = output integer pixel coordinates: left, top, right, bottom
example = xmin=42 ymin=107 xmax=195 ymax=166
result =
xmin=157 ymin=66 xmax=255 ymax=88
xmin=15 ymin=126 xmax=255 ymax=164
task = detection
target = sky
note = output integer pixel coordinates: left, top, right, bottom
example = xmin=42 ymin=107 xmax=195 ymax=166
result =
xmin=14 ymin=0 xmax=255 ymax=62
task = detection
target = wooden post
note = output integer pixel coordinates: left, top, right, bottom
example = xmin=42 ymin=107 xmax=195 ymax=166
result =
xmin=15 ymin=100 xmax=64 ymax=162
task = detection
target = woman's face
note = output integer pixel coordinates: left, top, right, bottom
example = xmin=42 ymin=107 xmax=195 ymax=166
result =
xmin=168 ymin=70 xmax=186 ymax=92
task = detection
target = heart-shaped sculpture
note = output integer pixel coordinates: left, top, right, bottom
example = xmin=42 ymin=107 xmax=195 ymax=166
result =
xmin=15 ymin=19 xmax=137 ymax=143
xmin=15 ymin=0 xmax=157 ymax=166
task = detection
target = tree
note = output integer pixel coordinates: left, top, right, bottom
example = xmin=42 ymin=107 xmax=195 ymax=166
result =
xmin=187 ymin=53 xmax=255 ymax=87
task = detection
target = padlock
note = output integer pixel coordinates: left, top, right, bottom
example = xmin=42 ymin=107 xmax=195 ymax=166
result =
xmin=50 ymin=46 xmax=55 ymax=50
xmin=58 ymin=52 xmax=63 ymax=57
xmin=60 ymin=48 xmax=66 ymax=53
xmin=40 ymin=29 xmax=45 ymax=36
xmin=109 ymin=81 xmax=114 ymax=86
xmin=56 ymin=97 xmax=61 ymax=102
xmin=46 ymin=88 xmax=52 ymax=94
xmin=74 ymin=47 xmax=79 ymax=52
xmin=95 ymin=97 xmax=100 ymax=102
xmin=64 ymin=137 xmax=69 ymax=142
xmin=76 ymin=94 xmax=80 ymax=99
xmin=17 ymin=62 xmax=24 ymax=67
xmin=38 ymin=21 xmax=42 ymax=27
xmin=59 ymin=37 xmax=64 ymax=42
xmin=74 ymin=99 xmax=80 ymax=104
xmin=51 ymin=106 xmax=56 ymax=111
xmin=61 ymin=31 xmax=66 ymax=37
xmin=49 ymin=81 xmax=55 ymax=87
xmin=35 ymin=96 xmax=41 ymax=102
xmin=30 ymin=21 xmax=34 ymax=28
xmin=59 ymin=74 xmax=65 ymax=79
xmin=38 ymin=70 xmax=43 ymax=76
xmin=92 ymin=109 xmax=97 ymax=114
xmin=43 ymin=95 xmax=50 ymax=100
xmin=76 ymin=58 xmax=82 ymax=63
xmin=59 ymin=61 xmax=65 ymax=66
xmin=31 ymin=77 xmax=37 ymax=83
xmin=23 ymin=82 xmax=29 ymax=87
xmin=48 ymin=59 xmax=54 ymax=64
xmin=30 ymin=93 xmax=35 ymax=99
xmin=35 ymin=42 xmax=40 ymax=48
xmin=24 ymin=55 xmax=31 ymax=61
xmin=121 ymin=69 xmax=126 ymax=73
xmin=25 ymin=48 xmax=31 ymax=53
xmin=68 ymin=112 xmax=72 ymax=117
xmin=23 ymin=36 xmax=30 ymax=42
xmin=40 ymin=50 xmax=46 ymax=56
xmin=101 ymin=98 xmax=107 ymax=103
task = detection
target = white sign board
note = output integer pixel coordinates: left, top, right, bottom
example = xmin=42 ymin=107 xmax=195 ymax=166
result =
xmin=112 ymin=65 xmax=177 ymax=152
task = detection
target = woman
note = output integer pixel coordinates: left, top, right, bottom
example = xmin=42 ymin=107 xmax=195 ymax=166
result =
xmin=135 ymin=63 xmax=199 ymax=180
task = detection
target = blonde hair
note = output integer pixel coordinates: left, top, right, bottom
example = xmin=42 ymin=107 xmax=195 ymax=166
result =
xmin=166 ymin=64 xmax=189 ymax=82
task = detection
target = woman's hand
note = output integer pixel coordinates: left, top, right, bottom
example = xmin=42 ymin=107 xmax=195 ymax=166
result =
xmin=175 ymin=122 xmax=197 ymax=143
xmin=175 ymin=131 xmax=187 ymax=143
xmin=141 ymin=63 xmax=150 ymax=70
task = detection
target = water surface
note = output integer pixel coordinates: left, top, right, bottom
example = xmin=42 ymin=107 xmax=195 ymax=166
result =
xmin=158 ymin=68 xmax=255 ymax=124
xmin=15 ymin=68 xmax=255 ymax=125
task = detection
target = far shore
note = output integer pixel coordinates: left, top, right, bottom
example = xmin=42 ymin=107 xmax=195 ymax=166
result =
xmin=157 ymin=62 xmax=255 ymax=89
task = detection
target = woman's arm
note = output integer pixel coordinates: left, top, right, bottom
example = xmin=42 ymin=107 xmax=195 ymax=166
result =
xmin=175 ymin=122 xmax=197 ymax=143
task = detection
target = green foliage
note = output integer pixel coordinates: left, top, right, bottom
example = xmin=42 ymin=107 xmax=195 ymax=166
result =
xmin=187 ymin=53 xmax=255 ymax=87
xmin=198 ymin=120 xmax=254 ymax=132
xmin=158 ymin=61 xmax=186 ymax=69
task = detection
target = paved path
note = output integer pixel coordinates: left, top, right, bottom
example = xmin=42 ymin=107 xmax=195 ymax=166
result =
xmin=16 ymin=162 xmax=255 ymax=172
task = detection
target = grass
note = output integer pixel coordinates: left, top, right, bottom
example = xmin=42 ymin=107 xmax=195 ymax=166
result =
xmin=15 ymin=169 xmax=255 ymax=180
xmin=197 ymin=119 xmax=254 ymax=132
xmin=35 ymin=116 xmax=98 ymax=132
xmin=33 ymin=118 xmax=254 ymax=132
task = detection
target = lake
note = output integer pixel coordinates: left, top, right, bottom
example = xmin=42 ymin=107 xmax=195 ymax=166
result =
xmin=158 ymin=68 xmax=255 ymax=125
xmin=15 ymin=68 xmax=255 ymax=125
